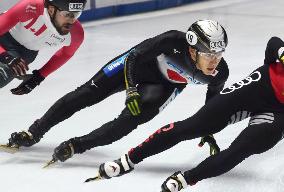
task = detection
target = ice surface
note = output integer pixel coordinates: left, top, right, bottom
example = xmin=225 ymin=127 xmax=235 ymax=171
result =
xmin=1 ymin=0 xmax=284 ymax=191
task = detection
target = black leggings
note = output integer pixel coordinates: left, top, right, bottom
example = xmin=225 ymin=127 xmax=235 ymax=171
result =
xmin=127 ymin=65 xmax=284 ymax=184
xmin=29 ymin=65 xmax=185 ymax=153
xmin=72 ymin=83 xmax=183 ymax=153
xmin=184 ymin=113 xmax=284 ymax=184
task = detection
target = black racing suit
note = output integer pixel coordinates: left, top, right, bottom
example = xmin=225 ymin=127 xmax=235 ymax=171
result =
xmin=27 ymin=30 xmax=229 ymax=154
xmin=127 ymin=36 xmax=284 ymax=186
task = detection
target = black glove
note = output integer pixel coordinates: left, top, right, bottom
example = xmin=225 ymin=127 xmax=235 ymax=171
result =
xmin=11 ymin=70 xmax=45 ymax=95
xmin=125 ymin=87 xmax=141 ymax=116
xmin=198 ymin=134 xmax=220 ymax=155
xmin=0 ymin=52 xmax=28 ymax=76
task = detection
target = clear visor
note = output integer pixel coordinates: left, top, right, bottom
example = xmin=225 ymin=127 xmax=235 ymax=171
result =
xmin=198 ymin=51 xmax=224 ymax=60
xmin=58 ymin=10 xmax=82 ymax=20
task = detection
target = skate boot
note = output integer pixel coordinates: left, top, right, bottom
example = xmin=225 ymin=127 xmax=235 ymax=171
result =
xmin=161 ymin=171 xmax=188 ymax=192
xmin=9 ymin=130 xmax=40 ymax=147
xmin=43 ymin=139 xmax=76 ymax=168
xmin=43 ymin=138 xmax=78 ymax=168
xmin=0 ymin=130 xmax=40 ymax=153
xmin=85 ymin=154 xmax=134 ymax=182
xmin=6 ymin=119 xmax=43 ymax=148
xmin=53 ymin=139 xmax=75 ymax=162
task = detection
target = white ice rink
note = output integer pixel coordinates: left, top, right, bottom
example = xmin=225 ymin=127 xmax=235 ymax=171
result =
xmin=1 ymin=0 xmax=284 ymax=191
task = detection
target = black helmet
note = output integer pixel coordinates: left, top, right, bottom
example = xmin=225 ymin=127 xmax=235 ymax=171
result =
xmin=186 ymin=19 xmax=228 ymax=53
xmin=45 ymin=0 xmax=87 ymax=12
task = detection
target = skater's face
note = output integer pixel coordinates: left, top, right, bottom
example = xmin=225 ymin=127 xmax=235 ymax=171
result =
xmin=47 ymin=6 xmax=79 ymax=35
xmin=189 ymin=47 xmax=223 ymax=75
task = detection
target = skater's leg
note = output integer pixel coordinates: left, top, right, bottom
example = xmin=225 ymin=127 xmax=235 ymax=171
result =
xmin=6 ymin=70 xmax=125 ymax=148
xmin=53 ymin=84 xmax=184 ymax=161
xmin=28 ymin=70 xmax=125 ymax=139
xmin=183 ymin=112 xmax=284 ymax=184
xmin=159 ymin=113 xmax=284 ymax=192
xmin=72 ymin=84 xmax=184 ymax=153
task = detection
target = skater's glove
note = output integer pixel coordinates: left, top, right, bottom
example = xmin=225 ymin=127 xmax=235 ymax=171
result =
xmin=198 ymin=134 xmax=220 ymax=155
xmin=11 ymin=70 xmax=45 ymax=95
xmin=0 ymin=52 xmax=28 ymax=76
xmin=278 ymin=47 xmax=284 ymax=65
xmin=125 ymin=87 xmax=141 ymax=116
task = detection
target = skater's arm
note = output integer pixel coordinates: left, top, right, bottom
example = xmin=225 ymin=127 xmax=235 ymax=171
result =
xmin=0 ymin=0 xmax=39 ymax=35
xmin=200 ymin=59 xmax=228 ymax=156
xmin=38 ymin=21 xmax=84 ymax=77
xmin=264 ymin=36 xmax=284 ymax=65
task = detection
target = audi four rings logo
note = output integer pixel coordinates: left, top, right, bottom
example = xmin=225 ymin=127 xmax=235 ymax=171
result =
xmin=220 ymin=71 xmax=261 ymax=94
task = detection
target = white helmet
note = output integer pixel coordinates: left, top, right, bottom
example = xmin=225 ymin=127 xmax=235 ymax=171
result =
xmin=186 ymin=19 xmax=228 ymax=53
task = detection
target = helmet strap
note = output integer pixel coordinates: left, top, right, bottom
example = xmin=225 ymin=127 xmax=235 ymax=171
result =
xmin=189 ymin=46 xmax=201 ymax=71
xmin=194 ymin=51 xmax=202 ymax=70
xmin=196 ymin=51 xmax=200 ymax=63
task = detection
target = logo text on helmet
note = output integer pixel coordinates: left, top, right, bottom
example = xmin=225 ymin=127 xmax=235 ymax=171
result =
xmin=210 ymin=40 xmax=225 ymax=50
xmin=69 ymin=3 xmax=83 ymax=11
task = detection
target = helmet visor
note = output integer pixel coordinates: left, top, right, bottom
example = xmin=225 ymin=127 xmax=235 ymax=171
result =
xmin=198 ymin=51 xmax=223 ymax=60
xmin=58 ymin=9 xmax=82 ymax=19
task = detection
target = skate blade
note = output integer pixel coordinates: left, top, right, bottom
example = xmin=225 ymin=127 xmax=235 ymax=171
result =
xmin=0 ymin=144 xmax=19 ymax=154
xmin=43 ymin=158 xmax=57 ymax=169
xmin=84 ymin=173 xmax=103 ymax=183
